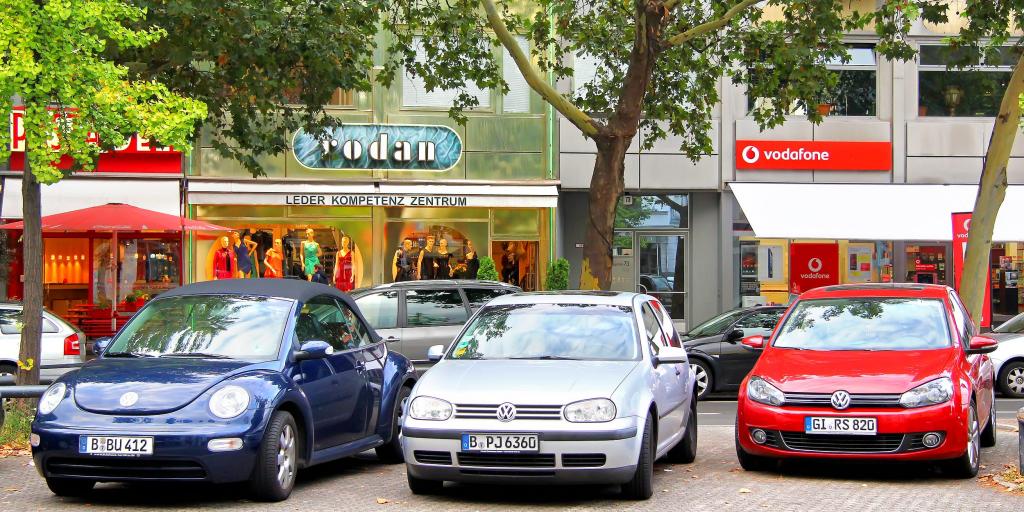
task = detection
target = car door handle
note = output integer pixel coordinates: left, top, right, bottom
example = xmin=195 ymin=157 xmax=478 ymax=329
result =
xmin=384 ymin=336 xmax=401 ymax=343
xmin=675 ymin=367 xmax=681 ymax=376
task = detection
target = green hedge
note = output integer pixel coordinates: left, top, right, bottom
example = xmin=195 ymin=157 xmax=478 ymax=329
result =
xmin=477 ymin=256 xmax=500 ymax=281
xmin=545 ymin=258 xmax=570 ymax=291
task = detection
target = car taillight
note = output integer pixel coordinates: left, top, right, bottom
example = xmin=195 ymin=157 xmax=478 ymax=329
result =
xmin=63 ymin=333 xmax=81 ymax=356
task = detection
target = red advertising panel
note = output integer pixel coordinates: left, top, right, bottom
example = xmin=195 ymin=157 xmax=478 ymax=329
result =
xmin=735 ymin=140 xmax=892 ymax=171
xmin=952 ymin=212 xmax=991 ymax=328
xmin=789 ymin=243 xmax=840 ymax=294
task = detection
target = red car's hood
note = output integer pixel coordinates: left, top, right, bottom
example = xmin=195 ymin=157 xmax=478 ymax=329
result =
xmin=756 ymin=348 xmax=956 ymax=394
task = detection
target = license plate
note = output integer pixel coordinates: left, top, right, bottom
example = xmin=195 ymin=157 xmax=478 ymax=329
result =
xmin=804 ymin=417 xmax=877 ymax=435
xmin=79 ymin=436 xmax=153 ymax=456
xmin=460 ymin=433 xmax=539 ymax=453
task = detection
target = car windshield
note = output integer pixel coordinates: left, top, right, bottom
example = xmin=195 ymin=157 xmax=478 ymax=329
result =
xmin=107 ymin=295 xmax=293 ymax=360
xmin=994 ymin=313 xmax=1024 ymax=334
xmin=773 ymin=297 xmax=951 ymax=351
xmin=448 ymin=304 xmax=639 ymax=361
xmin=686 ymin=309 xmax=746 ymax=338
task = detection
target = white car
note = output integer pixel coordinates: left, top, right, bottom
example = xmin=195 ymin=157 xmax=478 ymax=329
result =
xmin=0 ymin=304 xmax=84 ymax=383
xmin=989 ymin=312 xmax=1024 ymax=397
xmin=401 ymin=291 xmax=698 ymax=500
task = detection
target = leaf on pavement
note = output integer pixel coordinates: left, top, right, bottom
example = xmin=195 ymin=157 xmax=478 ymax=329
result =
xmin=376 ymin=498 xmax=389 ymax=504
xmin=739 ymin=488 xmax=752 ymax=494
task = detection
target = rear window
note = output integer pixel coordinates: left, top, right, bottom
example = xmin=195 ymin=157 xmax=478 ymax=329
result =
xmin=773 ymin=298 xmax=951 ymax=351
xmin=463 ymin=288 xmax=513 ymax=310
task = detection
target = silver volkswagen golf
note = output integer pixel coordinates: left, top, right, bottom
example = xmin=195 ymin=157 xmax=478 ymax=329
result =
xmin=401 ymin=291 xmax=698 ymax=500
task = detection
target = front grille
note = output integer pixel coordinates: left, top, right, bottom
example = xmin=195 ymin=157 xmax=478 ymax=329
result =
xmin=45 ymin=457 xmax=207 ymax=480
xmin=414 ymin=451 xmax=453 ymax=465
xmin=561 ymin=454 xmax=606 ymax=467
xmin=782 ymin=393 xmax=903 ymax=408
xmin=459 ymin=468 xmax=557 ymax=477
xmin=778 ymin=432 xmax=905 ymax=453
xmin=454 ymin=404 xmax=562 ymax=420
xmin=457 ymin=452 xmax=556 ymax=468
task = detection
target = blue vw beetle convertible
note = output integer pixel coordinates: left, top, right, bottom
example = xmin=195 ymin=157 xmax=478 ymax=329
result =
xmin=31 ymin=279 xmax=416 ymax=501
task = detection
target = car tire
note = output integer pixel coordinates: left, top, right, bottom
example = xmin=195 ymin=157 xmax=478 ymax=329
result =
xmin=376 ymin=385 xmax=412 ymax=463
xmin=944 ymin=402 xmax=981 ymax=479
xmin=735 ymin=422 xmax=776 ymax=472
xmin=621 ymin=413 xmax=654 ymax=500
xmin=690 ymin=360 xmax=713 ymax=401
xmin=980 ymin=397 xmax=997 ymax=448
xmin=406 ymin=468 xmax=443 ymax=495
xmin=667 ymin=398 xmax=698 ymax=463
xmin=998 ymin=361 xmax=1024 ymax=398
xmin=249 ymin=410 xmax=299 ymax=502
xmin=45 ymin=477 xmax=95 ymax=497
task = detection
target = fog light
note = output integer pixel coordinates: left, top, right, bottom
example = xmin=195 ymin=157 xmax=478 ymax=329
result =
xmin=922 ymin=432 xmax=942 ymax=448
xmin=208 ymin=438 xmax=244 ymax=452
xmin=30 ymin=434 xmax=40 ymax=447
xmin=751 ymin=428 xmax=768 ymax=444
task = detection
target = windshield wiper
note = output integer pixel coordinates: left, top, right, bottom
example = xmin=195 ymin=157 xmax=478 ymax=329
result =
xmin=105 ymin=352 xmax=154 ymax=358
xmin=509 ymin=355 xmax=578 ymax=360
xmin=160 ymin=352 xmax=231 ymax=359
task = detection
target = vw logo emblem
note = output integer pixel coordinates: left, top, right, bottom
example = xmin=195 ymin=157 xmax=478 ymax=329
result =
xmin=495 ymin=402 xmax=517 ymax=422
xmin=808 ymin=258 xmax=823 ymax=272
xmin=119 ymin=392 xmax=139 ymax=407
xmin=830 ymin=390 xmax=851 ymax=410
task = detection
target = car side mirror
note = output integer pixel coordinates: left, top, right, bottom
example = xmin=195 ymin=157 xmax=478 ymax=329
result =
xmin=93 ymin=337 xmax=112 ymax=357
xmin=427 ymin=345 xmax=445 ymax=362
xmin=295 ymin=340 xmax=334 ymax=361
xmin=741 ymin=335 xmax=765 ymax=351
xmin=966 ymin=335 xmax=998 ymax=355
xmin=653 ymin=346 xmax=688 ymax=366
xmin=726 ymin=329 xmax=744 ymax=342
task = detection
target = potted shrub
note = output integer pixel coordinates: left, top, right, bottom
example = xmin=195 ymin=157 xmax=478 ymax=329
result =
xmin=477 ymin=257 xmax=500 ymax=281
xmin=544 ymin=258 xmax=570 ymax=291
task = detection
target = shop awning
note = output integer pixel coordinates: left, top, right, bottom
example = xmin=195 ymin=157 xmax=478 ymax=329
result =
xmin=0 ymin=203 xmax=229 ymax=232
xmin=187 ymin=180 xmax=559 ymax=208
xmin=0 ymin=177 xmax=180 ymax=219
xmin=729 ymin=183 xmax=1024 ymax=241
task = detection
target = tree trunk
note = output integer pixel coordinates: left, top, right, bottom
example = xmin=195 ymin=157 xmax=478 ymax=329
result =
xmin=17 ymin=160 xmax=42 ymax=387
xmin=961 ymin=53 xmax=1024 ymax=330
xmin=580 ymin=137 xmax=631 ymax=289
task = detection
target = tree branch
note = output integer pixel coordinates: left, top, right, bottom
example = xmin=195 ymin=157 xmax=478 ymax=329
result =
xmin=664 ymin=0 xmax=761 ymax=47
xmin=480 ymin=0 xmax=599 ymax=136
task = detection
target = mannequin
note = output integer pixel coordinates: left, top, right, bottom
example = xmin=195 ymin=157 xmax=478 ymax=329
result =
xmin=334 ymin=235 xmax=356 ymax=292
xmin=461 ymin=239 xmax=480 ymax=279
xmin=301 ymin=228 xmax=322 ymax=281
xmin=501 ymin=241 xmax=520 ymax=286
xmin=437 ymin=237 xmax=454 ymax=278
xmin=232 ymin=231 xmax=257 ymax=278
xmin=213 ymin=236 xmax=235 ymax=280
xmin=417 ymin=234 xmax=437 ymax=280
xmin=263 ymin=238 xmax=284 ymax=278
xmin=393 ymin=238 xmax=416 ymax=282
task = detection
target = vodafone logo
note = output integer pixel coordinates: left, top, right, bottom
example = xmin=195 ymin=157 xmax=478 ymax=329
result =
xmin=741 ymin=145 xmax=760 ymax=164
xmin=963 ymin=219 xmax=971 ymax=232
xmin=735 ymin=140 xmax=892 ymax=171
xmin=808 ymin=258 xmax=823 ymax=273
xmin=738 ymin=144 xmax=830 ymax=165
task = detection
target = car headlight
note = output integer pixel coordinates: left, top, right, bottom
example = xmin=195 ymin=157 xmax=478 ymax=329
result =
xmin=37 ymin=382 xmax=66 ymax=415
xmin=899 ymin=377 xmax=953 ymax=408
xmin=408 ymin=396 xmax=452 ymax=421
xmin=746 ymin=376 xmax=785 ymax=406
xmin=208 ymin=385 xmax=250 ymax=419
xmin=564 ymin=398 xmax=616 ymax=423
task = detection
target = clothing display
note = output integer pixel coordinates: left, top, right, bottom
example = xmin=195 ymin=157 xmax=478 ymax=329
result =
xmin=436 ymin=251 xmax=452 ymax=279
xmin=234 ymin=242 xmax=253 ymax=275
xmin=303 ymin=241 xmax=320 ymax=277
xmin=335 ymin=250 xmax=354 ymax=291
xmin=421 ymin=247 xmax=439 ymax=279
xmin=213 ymin=248 xmax=234 ymax=279
xmin=263 ymin=249 xmax=283 ymax=278
xmin=462 ymin=251 xmax=480 ymax=279
xmin=395 ymin=248 xmax=416 ymax=282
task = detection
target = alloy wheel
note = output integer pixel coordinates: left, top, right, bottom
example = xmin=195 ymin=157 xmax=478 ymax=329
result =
xmin=967 ymin=406 xmax=980 ymax=469
xmin=277 ymin=423 xmax=297 ymax=490
xmin=691 ymin=363 xmax=708 ymax=397
xmin=1007 ymin=368 xmax=1024 ymax=395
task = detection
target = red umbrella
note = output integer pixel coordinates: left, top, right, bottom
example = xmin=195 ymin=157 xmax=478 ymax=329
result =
xmin=0 ymin=203 xmax=228 ymax=232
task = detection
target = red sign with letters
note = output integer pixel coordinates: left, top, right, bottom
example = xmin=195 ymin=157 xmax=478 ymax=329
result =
xmin=736 ymin=140 xmax=892 ymax=171
xmin=952 ymin=212 xmax=991 ymax=328
xmin=789 ymin=242 xmax=840 ymax=294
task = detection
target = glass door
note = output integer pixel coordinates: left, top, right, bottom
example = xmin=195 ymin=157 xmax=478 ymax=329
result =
xmin=636 ymin=232 xmax=686 ymax=321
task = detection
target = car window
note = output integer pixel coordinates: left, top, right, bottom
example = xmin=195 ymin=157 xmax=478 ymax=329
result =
xmin=651 ymin=300 xmax=681 ymax=348
xmin=948 ymin=291 xmax=974 ymax=345
xmin=336 ymin=299 xmax=373 ymax=349
xmin=994 ymin=312 xmax=1024 ymax=334
xmin=641 ymin=303 xmax=669 ymax=352
xmin=736 ymin=311 xmax=783 ymax=338
xmin=406 ymin=289 xmax=468 ymax=327
xmin=0 ymin=310 xmax=59 ymax=334
xmin=355 ymin=291 xmax=399 ymax=330
xmin=300 ymin=296 xmax=353 ymax=351
xmin=686 ymin=309 xmax=747 ymax=338
xmin=463 ymin=288 xmax=512 ymax=310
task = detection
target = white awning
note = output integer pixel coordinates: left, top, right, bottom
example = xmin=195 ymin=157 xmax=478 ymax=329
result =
xmin=1 ymin=177 xmax=181 ymax=219
xmin=187 ymin=180 xmax=559 ymax=208
xmin=730 ymin=183 xmax=1024 ymax=241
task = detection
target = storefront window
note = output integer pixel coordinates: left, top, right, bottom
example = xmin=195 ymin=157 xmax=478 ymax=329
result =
xmin=918 ymin=45 xmax=1018 ymax=117
xmin=385 ymin=220 xmax=489 ymax=283
xmin=492 ymin=240 xmax=539 ymax=291
xmin=92 ymin=237 xmax=180 ymax=310
xmin=903 ymin=244 xmax=948 ymax=284
xmin=991 ymin=243 xmax=1022 ymax=318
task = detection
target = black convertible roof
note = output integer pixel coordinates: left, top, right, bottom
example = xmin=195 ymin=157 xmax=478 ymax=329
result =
xmin=158 ymin=278 xmax=352 ymax=306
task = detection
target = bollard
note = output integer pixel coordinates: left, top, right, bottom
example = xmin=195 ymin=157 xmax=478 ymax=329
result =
xmin=1019 ymin=407 xmax=1024 ymax=472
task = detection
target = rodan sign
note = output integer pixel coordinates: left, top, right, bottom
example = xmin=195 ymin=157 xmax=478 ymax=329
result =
xmin=736 ymin=140 xmax=892 ymax=171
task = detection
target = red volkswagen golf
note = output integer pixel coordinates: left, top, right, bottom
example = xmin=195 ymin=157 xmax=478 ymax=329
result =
xmin=735 ymin=283 xmax=998 ymax=477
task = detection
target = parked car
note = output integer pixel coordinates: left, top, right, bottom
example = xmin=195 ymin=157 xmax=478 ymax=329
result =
xmin=351 ymin=280 xmax=520 ymax=367
xmin=683 ymin=306 xmax=787 ymax=400
xmin=0 ymin=304 xmax=84 ymax=383
xmin=31 ymin=279 xmax=416 ymax=502
xmin=984 ymin=311 xmax=1024 ymax=397
xmin=402 ymin=291 xmax=698 ymax=500
xmin=735 ymin=283 xmax=997 ymax=478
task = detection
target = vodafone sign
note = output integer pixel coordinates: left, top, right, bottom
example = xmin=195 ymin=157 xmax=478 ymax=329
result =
xmin=736 ymin=140 xmax=892 ymax=171
xmin=789 ymin=243 xmax=840 ymax=294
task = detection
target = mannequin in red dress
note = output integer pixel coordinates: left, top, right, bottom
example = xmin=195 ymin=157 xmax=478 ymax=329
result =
xmin=212 ymin=236 xmax=235 ymax=280
xmin=334 ymin=235 xmax=355 ymax=292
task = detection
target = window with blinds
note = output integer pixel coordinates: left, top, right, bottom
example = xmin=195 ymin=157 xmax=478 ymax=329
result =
xmin=502 ymin=36 xmax=531 ymax=113
xmin=402 ymin=37 xmax=491 ymax=109
xmin=573 ymin=53 xmax=601 ymax=93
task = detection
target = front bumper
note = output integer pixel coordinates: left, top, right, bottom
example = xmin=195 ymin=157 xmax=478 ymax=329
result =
xmin=32 ymin=426 xmax=263 ymax=484
xmin=402 ymin=417 xmax=641 ymax=485
xmin=737 ymin=399 xmax=966 ymax=461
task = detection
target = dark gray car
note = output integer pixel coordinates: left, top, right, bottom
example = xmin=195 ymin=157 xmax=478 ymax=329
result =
xmin=351 ymin=280 xmax=521 ymax=367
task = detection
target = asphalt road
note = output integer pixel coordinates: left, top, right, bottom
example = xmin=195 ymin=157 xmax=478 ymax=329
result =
xmin=1 ymin=399 xmax=1023 ymax=511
